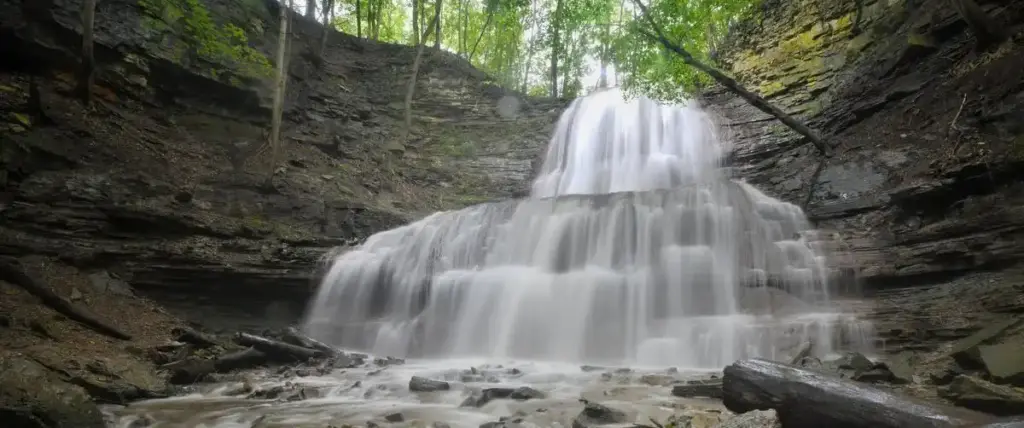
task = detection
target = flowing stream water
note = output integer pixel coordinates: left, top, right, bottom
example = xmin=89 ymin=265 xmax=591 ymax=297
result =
xmin=107 ymin=89 xmax=874 ymax=427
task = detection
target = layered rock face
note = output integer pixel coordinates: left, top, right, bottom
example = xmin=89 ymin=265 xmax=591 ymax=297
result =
xmin=706 ymin=0 xmax=1024 ymax=289
xmin=0 ymin=0 xmax=560 ymax=325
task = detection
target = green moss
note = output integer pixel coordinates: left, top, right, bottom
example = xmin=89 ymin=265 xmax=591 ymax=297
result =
xmin=139 ymin=0 xmax=272 ymax=80
xmin=759 ymin=80 xmax=786 ymax=97
xmin=908 ymin=31 xmax=937 ymax=47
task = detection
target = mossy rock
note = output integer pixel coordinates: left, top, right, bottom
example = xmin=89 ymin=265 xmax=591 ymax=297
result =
xmin=0 ymin=353 xmax=105 ymax=428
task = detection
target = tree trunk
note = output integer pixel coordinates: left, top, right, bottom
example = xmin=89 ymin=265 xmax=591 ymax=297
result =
xmin=549 ymin=0 xmax=563 ymax=97
xmin=0 ymin=258 xmax=132 ymax=341
xmin=404 ymin=13 xmax=440 ymax=136
xmin=76 ymin=0 xmax=96 ymax=106
xmin=305 ymin=0 xmax=316 ymax=18
xmin=269 ymin=0 xmax=291 ymax=180
xmin=235 ymin=332 xmax=324 ymax=361
xmin=722 ymin=359 xmax=995 ymax=428
xmin=356 ymin=0 xmax=362 ymax=37
xmin=630 ymin=0 xmax=831 ymax=156
xmin=459 ymin=0 xmax=468 ymax=55
xmin=317 ymin=0 xmax=334 ymax=62
xmin=283 ymin=327 xmax=339 ymax=356
xmin=412 ymin=0 xmax=420 ymax=44
xmin=951 ymin=0 xmax=1009 ymax=51
xmin=468 ymin=12 xmax=493 ymax=62
xmin=432 ymin=0 xmax=443 ymax=49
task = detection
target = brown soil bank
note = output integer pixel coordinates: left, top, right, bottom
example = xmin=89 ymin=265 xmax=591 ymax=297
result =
xmin=0 ymin=256 xmax=183 ymax=427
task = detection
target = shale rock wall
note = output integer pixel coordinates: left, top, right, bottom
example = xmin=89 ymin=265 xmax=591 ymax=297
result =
xmin=707 ymin=0 xmax=1024 ymax=288
xmin=0 ymin=0 xmax=561 ymax=321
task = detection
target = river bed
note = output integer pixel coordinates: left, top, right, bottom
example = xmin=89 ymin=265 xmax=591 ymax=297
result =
xmin=103 ymin=357 xmax=728 ymax=428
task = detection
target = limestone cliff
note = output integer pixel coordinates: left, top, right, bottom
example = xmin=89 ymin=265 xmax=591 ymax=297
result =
xmin=0 ymin=0 xmax=561 ymax=318
xmin=707 ymin=0 xmax=1024 ymax=288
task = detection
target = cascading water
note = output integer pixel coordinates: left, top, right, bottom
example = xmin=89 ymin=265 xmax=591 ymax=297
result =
xmin=303 ymin=89 xmax=872 ymax=369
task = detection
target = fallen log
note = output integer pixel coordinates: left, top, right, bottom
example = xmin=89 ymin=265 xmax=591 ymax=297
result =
xmin=722 ymin=358 xmax=995 ymax=428
xmin=283 ymin=327 xmax=338 ymax=356
xmin=235 ymin=332 xmax=324 ymax=361
xmin=0 ymin=258 xmax=132 ymax=341
xmin=172 ymin=326 xmax=220 ymax=348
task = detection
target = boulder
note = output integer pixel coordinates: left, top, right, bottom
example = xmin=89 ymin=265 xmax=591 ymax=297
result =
xmin=460 ymin=386 xmax=545 ymax=407
xmin=939 ymin=375 xmax=1024 ymax=417
xmin=977 ymin=342 xmax=1024 ymax=386
xmin=0 ymin=353 xmax=106 ymax=428
xmin=572 ymin=400 xmax=628 ymax=428
xmin=409 ymin=376 xmax=450 ymax=392
xmin=949 ymin=319 xmax=1020 ymax=369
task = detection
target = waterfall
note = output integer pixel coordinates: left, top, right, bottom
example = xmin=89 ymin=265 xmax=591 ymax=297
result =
xmin=303 ymin=89 xmax=872 ymax=369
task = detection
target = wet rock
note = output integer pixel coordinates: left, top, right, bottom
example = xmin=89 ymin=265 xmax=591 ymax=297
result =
xmin=223 ymin=380 xmax=255 ymax=396
xmin=166 ymin=357 xmax=216 ymax=385
xmin=432 ymin=423 xmax=452 ymax=428
xmin=247 ymin=385 xmax=287 ymax=400
xmin=374 ymin=356 xmax=405 ymax=366
xmin=572 ymin=400 xmax=628 ymax=428
xmin=0 ymin=353 xmax=106 ymax=428
xmin=384 ymin=412 xmax=404 ymax=422
xmin=672 ymin=379 xmax=724 ymax=398
xmin=834 ymin=352 xmax=875 ymax=373
xmin=409 ymin=376 xmax=451 ymax=392
xmin=460 ymin=386 xmax=546 ymax=407
xmin=939 ymin=375 xmax=1024 ymax=416
xmin=950 ymin=319 xmax=1020 ymax=369
xmin=852 ymin=365 xmax=898 ymax=383
xmin=715 ymin=409 xmax=781 ymax=428
xmin=330 ymin=352 xmax=365 ymax=368
xmin=581 ymin=365 xmax=606 ymax=372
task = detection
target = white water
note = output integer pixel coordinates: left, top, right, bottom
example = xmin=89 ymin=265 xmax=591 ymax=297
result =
xmin=303 ymin=89 xmax=872 ymax=368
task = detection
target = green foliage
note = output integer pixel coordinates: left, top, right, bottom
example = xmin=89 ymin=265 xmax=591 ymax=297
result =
xmin=139 ymin=0 xmax=272 ymax=80
xmin=314 ymin=0 xmax=762 ymax=100
xmin=615 ymin=0 xmax=762 ymax=101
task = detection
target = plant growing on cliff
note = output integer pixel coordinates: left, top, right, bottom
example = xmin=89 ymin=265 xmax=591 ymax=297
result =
xmin=78 ymin=0 xmax=98 ymax=106
xmin=138 ymin=0 xmax=273 ymax=79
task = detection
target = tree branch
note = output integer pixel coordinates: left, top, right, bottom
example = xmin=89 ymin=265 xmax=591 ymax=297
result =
xmin=629 ymin=0 xmax=832 ymax=157
xmin=0 ymin=258 xmax=132 ymax=341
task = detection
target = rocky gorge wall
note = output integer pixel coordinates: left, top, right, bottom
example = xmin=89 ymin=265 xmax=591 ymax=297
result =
xmin=0 ymin=0 xmax=561 ymax=326
xmin=706 ymin=0 xmax=1024 ymax=289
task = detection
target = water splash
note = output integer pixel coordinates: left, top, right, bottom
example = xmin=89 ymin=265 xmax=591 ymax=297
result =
xmin=304 ymin=89 xmax=871 ymax=369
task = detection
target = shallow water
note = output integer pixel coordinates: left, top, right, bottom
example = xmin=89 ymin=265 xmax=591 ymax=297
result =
xmin=104 ymin=354 xmax=730 ymax=428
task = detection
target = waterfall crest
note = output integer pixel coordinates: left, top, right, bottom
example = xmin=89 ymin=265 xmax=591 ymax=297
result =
xmin=303 ymin=89 xmax=871 ymax=368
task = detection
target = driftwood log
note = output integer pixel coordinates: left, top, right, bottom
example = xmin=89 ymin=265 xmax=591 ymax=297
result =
xmin=283 ymin=327 xmax=338 ymax=356
xmin=172 ymin=326 xmax=220 ymax=348
xmin=235 ymin=332 xmax=324 ymax=361
xmin=722 ymin=358 xmax=994 ymax=428
xmin=0 ymin=258 xmax=132 ymax=341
